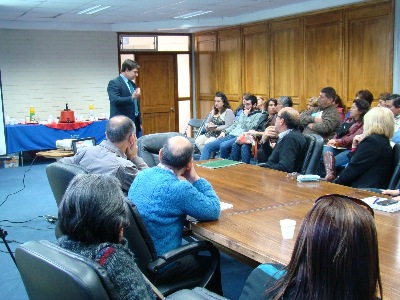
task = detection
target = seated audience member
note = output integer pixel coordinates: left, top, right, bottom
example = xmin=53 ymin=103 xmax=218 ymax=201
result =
xmin=59 ymin=115 xmax=147 ymax=194
xmin=256 ymin=96 xmax=267 ymax=113
xmin=300 ymin=87 xmax=341 ymax=143
xmin=257 ymin=96 xmax=293 ymax=163
xmin=200 ymin=94 xmax=263 ymax=160
xmin=356 ymin=88 xmax=374 ymax=105
xmin=195 ymin=91 xmax=234 ymax=152
xmin=334 ymin=94 xmax=345 ymax=122
xmin=305 ymin=96 xmax=318 ymax=111
xmin=128 ymin=135 xmax=222 ymax=294
xmin=239 ymin=194 xmax=381 ymax=300
xmin=333 ymin=107 xmax=394 ymax=188
xmin=58 ymin=174 xmax=155 ymax=300
xmin=383 ymin=94 xmax=400 ymax=144
xmin=322 ymin=99 xmax=370 ymax=181
xmin=344 ymin=88 xmax=375 ymax=119
xmin=234 ymin=92 xmax=251 ymax=120
xmin=377 ymin=92 xmax=391 ymax=107
xmin=231 ymin=98 xmax=277 ymax=164
xmin=258 ymin=107 xmax=307 ymax=173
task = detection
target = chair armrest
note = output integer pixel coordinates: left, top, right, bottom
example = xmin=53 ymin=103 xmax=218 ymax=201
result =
xmin=147 ymin=241 xmax=217 ymax=273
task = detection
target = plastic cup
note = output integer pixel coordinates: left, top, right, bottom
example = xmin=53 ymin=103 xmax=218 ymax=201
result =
xmin=280 ymin=219 xmax=296 ymax=239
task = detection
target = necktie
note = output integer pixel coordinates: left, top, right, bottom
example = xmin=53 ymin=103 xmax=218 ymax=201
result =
xmin=127 ymin=81 xmax=139 ymax=117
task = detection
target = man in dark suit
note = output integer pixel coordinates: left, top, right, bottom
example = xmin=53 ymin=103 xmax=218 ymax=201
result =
xmin=107 ymin=59 xmax=142 ymax=137
xmin=259 ymin=107 xmax=307 ymax=173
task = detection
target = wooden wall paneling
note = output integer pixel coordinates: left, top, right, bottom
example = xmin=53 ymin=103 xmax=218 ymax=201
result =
xmin=195 ymin=33 xmax=217 ymax=119
xmin=344 ymin=1 xmax=393 ymax=108
xmin=217 ymin=29 xmax=242 ymax=101
xmin=270 ymin=18 xmax=304 ymax=111
xmin=304 ymin=11 xmax=344 ymax=110
xmin=243 ymin=24 xmax=270 ymax=98
xmin=195 ymin=33 xmax=217 ymax=100
xmin=199 ymin=99 xmax=213 ymax=119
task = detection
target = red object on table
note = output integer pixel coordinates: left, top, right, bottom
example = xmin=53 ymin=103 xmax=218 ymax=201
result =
xmin=45 ymin=121 xmax=93 ymax=130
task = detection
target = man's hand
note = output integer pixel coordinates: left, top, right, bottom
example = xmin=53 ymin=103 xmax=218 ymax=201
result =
xmin=132 ymin=87 xmax=141 ymax=99
xmin=181 ymin=163 xmax=200 ymax=184
xmin=126 ymin=134 xmax=138 ymax=160
xmin=243 ymin=108 xmax=251 ymax=116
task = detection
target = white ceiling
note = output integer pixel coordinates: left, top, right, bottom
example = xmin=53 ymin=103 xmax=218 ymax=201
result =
xmin=0 ymin=0 xmax=366 ymax=33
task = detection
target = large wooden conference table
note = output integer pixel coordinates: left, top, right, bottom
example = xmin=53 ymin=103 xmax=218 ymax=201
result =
xmin=191 ymin=162 xmax=400 ymax=300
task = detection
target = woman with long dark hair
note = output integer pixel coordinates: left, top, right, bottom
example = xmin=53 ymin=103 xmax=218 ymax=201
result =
xmin=195 ymin=91 xmax=234 ymax=152
xmin=240 ymin=194 xmax=382 ymax=300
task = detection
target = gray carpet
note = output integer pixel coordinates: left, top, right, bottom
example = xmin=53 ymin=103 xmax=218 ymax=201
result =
xmin=0 ymin=161 xmax=254 ymax=300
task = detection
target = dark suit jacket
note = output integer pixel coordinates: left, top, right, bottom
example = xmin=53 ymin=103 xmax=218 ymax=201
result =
xmin=334 ymin=134 xmax=393 ymax=188
xmin=107 ymin=76 xmax=142 ymax=130
xmin=261 ymin=129 xmax=307 ymax=173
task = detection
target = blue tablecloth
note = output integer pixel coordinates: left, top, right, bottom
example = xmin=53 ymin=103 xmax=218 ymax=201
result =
xmin=5 ymin=120 xmax=107 ymax=154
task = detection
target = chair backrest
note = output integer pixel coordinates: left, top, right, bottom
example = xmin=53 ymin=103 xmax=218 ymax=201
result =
xmin=46 ymin=162 xmax=89 ymax=206
xmin=46 ymin=162 xmax=89 ymax=238
xmin=300 ymin=134 xmax=324 ymax=174
xmin=388 ymin=143 xmax=400 ymax=189
xmin=123 ymin=199 xmax=158 ymax=277
xmin=137 ymin=132 xmax=184 ymax=167
xmin=15 ymin=240 xmax=115 ymax=300
xmin=184 ymin=118 xmax=205 ymax=139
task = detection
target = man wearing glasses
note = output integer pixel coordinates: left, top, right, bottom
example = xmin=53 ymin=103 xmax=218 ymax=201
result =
xmin=259 ymin=107 xmax=307 ymax=173
xmin=107 ymin=59 xmax=143 ymax=137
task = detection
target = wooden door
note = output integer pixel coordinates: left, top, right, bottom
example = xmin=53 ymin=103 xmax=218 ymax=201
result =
xmin=135 ymin=54 xmax=176 ymax=134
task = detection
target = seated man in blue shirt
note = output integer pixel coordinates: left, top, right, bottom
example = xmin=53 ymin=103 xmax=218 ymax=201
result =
xmin=128 ymin=135 xmax=222 ymax=294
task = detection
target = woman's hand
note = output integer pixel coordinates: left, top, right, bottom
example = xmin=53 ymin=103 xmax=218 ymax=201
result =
xmin=327 ymin=139 xmax=337 ymax=146
xmin=381 ymin=189 xmax=400 ymax=197
xmin=352 ymin=134 xmax=364 ymax=149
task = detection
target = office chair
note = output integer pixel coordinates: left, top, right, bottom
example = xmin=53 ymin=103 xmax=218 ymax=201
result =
xmin=123 ymin=199 xmax=221 ymax=296
xmin=46 ymin=162 xmax=89 ymax=238
xmin=137 ymin=132 xmax=185 ymax=167
xmin=15 ymin=240 xmax=114 ymax=300
xmin=300 ymin=134 xmax=324 ymax=175
xmin=16 ymin=240 xmax=227 ymax=300
xmin=387 ymin=143 xmax=400 ymax=190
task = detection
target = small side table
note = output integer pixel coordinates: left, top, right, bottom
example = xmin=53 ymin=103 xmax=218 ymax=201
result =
xmin=36 ymin=149 xmax=74 ymax=160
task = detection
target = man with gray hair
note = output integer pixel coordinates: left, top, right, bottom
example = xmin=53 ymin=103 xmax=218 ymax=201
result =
xmin=128 ymin=135 xmax=222 ymax=294
xmin=60 ymin=115 xmax=148 ymax=193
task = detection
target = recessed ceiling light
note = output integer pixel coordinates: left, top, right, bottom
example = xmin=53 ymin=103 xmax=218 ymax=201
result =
xmin=77 ymin=5 xmax=111 ymax=15
xmin=174 ymin=11 xmax=212 ymax=19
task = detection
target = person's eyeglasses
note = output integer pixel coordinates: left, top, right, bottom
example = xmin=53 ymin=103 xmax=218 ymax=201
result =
xmin=276 ymin=115 xmax=282 ymax=118
xmin=314 ymin=194 xmax=374 ymax=217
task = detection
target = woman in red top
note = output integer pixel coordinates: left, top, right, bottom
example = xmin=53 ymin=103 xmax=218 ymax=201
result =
xmin=322 ymin=99 xmax=370 ymax=181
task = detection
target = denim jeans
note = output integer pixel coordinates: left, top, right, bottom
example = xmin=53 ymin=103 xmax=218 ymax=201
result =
xmin=200 ymin=135 xmax=237 ymax=160
xmin=230 ymin=142 xmax=252 ymax=164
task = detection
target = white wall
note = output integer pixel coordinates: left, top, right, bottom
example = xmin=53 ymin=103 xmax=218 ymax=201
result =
xmin=0 ymin=29 xmax=117 ymax=121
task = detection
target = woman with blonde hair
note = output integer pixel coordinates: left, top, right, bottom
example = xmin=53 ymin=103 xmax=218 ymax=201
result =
xmin=333 ymin=107 xmax=394 ymax=188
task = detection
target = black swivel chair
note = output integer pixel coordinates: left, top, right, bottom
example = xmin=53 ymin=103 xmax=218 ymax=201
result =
xmin=15 ymin=240 xmax=114 ymax=300
xmin=16 ymin=240 xmax=227 ymax=300
xmin=300 ymin=134 xmax=324 ymax=175
xmin=137 ymin=132 xmax=185 ymax=167
xmin=123 ymin=200 xmax=221 ymax=296
xmin=388 ymin=143 xmax=400 ymax=190
xmin=46 ymin=162 xmax=89 ymax=238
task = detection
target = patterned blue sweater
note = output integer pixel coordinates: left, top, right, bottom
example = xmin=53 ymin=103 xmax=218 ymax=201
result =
xmin=128 ymin=166 xmax=220 ymax=255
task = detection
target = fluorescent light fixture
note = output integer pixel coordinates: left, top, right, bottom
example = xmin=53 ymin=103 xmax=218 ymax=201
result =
xmin=174 ymin=10 xmax=212 ymax=19
xmin=77 ymin=5 xmax=111 ymax=15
